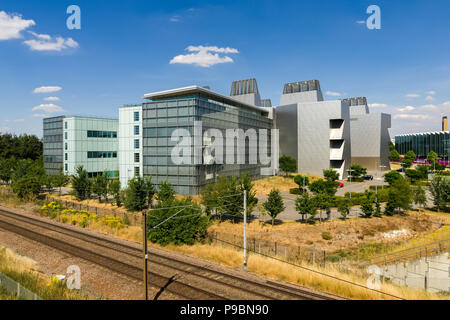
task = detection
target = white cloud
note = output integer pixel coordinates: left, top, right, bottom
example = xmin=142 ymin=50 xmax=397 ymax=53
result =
xmin=170 ymin=45 xmax=239 ymax=67
xmin=32 ymin=104 xmax=65 ymax=113
xmin=0 ymin=11 xmax=35 ymax=40
xmin=4 ymin=119 xmax=25 ymax=123
xmin=397 ymin=106 xmax=415 ymax=112
xmin=32 ymin=113 xmax=50 ymax=118
xmin=369 ymin=103 xmax=388 ymax=108
xmin=43 ymin=96 xmax=60 ymax=101
xmin=405 ymin=94 xmax=420 ymax=98
xmin=24 ymin=31 xmax=78 ymax=52
xmin=420 ymin=104 xmax=437 ymax=110
xmin=0 ymin=126 xmax=11 ymax=132
xmin=425 ymin=95 xmax=435 ymax=101
xmin=326 ymin=91 xmax=341 ymax=97
xmin=356 ymin=20 xmax=366 ymax=24
xmin=426 ymin=91 xmax=436 ymax=95
xmin=394 ymin=114 xmax=430 ymax=120
xmin=33 ymin=86 xmax=62 ymax=94
xmin=170 ymin=16 xmax=180 ymax=22
xmin=441 ymin=101 xmax=450 ymax=107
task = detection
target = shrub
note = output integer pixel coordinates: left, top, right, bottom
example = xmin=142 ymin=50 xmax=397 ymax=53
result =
xmin=279 ymin=155 xmax=297 ymax=176
xmin=148 ymin=199 xmax=209 ymax=246
xmin=322 ymin=232 xmax=332 ymax=241
xmin=290 ymin=188 xmax=305 ymax=195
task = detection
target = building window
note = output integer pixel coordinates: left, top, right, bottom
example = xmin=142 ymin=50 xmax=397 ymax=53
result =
xmin=134 ymin=112 xmax=140 ymax=122
xmin=65 ymin=164 xmax=68 ymax=171
xmin=65 ymin=122 xmax=67 ymax=129
xmin=65 ymin=132 xmax=68 ymax=140
xmin=65 ymin=143 xmax=68 ymax=150
xmin=134 ymin=125 xmax=140 ymax=135
xmin=87 ymin=151 xmax=118 ymax=159
xmin=134 ymin=139 xmax=140 ymax=149
xmin=65 ymin=153 xmax=68 ymax=161
xmin=134 ymin=167 xmax=140 ymax=177
xmin=87 ymin=130 xmax=117 ymax=138
xmin=134 ymin=153 xmax=140 ymax=163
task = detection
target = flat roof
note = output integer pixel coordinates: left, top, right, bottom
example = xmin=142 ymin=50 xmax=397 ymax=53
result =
xmin=143 ymin=85 xmax=269 ymax=116
xmin=395 ymin=131 xmax=450 ymax=137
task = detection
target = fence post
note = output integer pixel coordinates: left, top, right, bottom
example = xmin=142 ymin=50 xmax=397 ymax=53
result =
xmin=323 ymin=250 xmax=326 ymax=267
xmin=275 ymin=242 xmax=277 ymax=256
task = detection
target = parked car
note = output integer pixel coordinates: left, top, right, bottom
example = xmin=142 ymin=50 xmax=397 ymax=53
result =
xmin=363 ymin=175 xmax=374 ymax=181
xmin=338 ymin=182 xmax=344 ymax=188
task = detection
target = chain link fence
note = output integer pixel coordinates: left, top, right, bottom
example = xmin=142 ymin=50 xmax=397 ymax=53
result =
xmin=0 ymin=273 xmax=42 ymax=300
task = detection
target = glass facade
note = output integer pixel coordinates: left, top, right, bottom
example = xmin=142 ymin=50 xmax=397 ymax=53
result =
xmin=142 ymin=93 xmax=273 ymax=195
xmin=43 ymin=116 xmax=64 ymax=175
xmin=395 ymin=131 xmax=450 ymax=158
xmin=87 ymin=130 xmax=117 ymax=138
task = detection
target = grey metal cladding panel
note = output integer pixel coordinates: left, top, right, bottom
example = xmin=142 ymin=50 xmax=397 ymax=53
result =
xmin=280 ymin=91 xmax=322 ymax=105
xmin=297 ymin=102 xmax=332 ymax=176
xmin=350 ymin=114 xmax=382 ymax=158
xmin=275 ymin=105 xmax=298 ymax=161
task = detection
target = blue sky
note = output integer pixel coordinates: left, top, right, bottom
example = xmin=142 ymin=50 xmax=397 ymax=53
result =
xmin=0 ymin=0 xmax=449 ymax=138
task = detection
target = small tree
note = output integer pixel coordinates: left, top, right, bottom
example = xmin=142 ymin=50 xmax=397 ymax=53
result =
xmin=92 ymin=174 xmax=108 ymax=202
xmin=401 ymin=158 xmax=413 ymax=169
xmin=148 ymin=198 xmax=209 ymax=246
xmin=384 ymin=170 xmax=403 ymax=186
xmin=360 ymin=192 xmax=374 ymax=218
xmin=349 ymin=164 xmax=367 ymax=181
xmin=315 ymin=193 xmax=332 ymax=221
xmin=426 ymin=151 xmax=439 ymax=166
xmin=124 ymin=176 xmax=148 ymax=212
xmin=374 ymin=201 xmax=382 ymax=217
xmin=295 ymin=192 xmax=318 ymax=223
xmin=309 ymin=179 xmax=338 ymax=197
xmin=0 ymin=158 xmax=15 ymax=184
xmin=53 ymin=168 xmax=70 ymax=195
xmin=323 ymin=169 xmax=340 ymax=182
xmin=429 ymin=176 xmax=449 ymax=212
xmin=279 ymin=155 xmax=297 ymax=176
xmin=413 ymin=185 xmax=427 ymax=209
xmin=263 ymin=189 xmax=285 ymax=226
xmin=108 ymin=179 xmax=122 ymax=207
xmin=11 ymin=175 xmax=42 ymax=199
xmin=294 ymin=174 xmax=309 ymax=191
xmin=337 ymin=198 xmax=351 ymax=220
xmin=386 ymin=177 xmax=413 ymax=214
xmin=390 ymin=149 xmax=401 ymax=162
xmin=404 ymin=150 xmax=417 ymax=162
xmin=157 ymin=181 xmax=176 ymax=204
xmin=72 ymin=166 xmax=91 ymax=201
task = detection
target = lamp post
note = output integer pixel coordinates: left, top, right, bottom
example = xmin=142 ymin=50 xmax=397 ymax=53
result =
xmin=347 ymin=169 xmax=354 ymax=201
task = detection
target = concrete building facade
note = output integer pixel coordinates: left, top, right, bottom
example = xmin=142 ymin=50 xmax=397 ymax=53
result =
xmin=344 ymin=97 xmax=392 ymax=173
xmin=276 ymin=80 xmax=351 ymax=179
xmin=118 ymin=105 xmax=143 ymax=187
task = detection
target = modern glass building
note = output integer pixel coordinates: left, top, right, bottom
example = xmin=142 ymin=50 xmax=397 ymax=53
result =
xmin=141 ymin=86 xmax=273 ymax=195
xmin=43 ymin=116 xmax=65 ymax=175
xmin=44 ymin=116 xmax=119 ymax=178
xmin=395 ymin=131 xmax=450 ymax=158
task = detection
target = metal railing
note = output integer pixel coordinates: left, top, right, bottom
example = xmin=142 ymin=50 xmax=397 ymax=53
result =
xmin=361 ymin=238 xmax=450 ymax=267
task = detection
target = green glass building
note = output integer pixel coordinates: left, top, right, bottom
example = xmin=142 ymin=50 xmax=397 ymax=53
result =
xmin=395 ymin=131 xmax=450 ymax=158
xmin=142 ymin=86 xmax=273 ymax=195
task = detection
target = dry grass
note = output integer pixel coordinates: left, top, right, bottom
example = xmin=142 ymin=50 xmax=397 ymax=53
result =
xmin=0 ymin=247 xmax=91 ymax=300
xmin=157 ymin=242 xmax=445 ymax=300
xmin=208 ymin=211 xmax=447 ymax=254
xmin=253 ymin=174 xmax=322 ymax=197
xmin=49 ymin=193 xmax=129 ymax=214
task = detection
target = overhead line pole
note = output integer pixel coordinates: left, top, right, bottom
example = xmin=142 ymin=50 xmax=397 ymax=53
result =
xmin=243 ymin=190 xmax=247 ymax=269
xmin=142 ymin=211 xmax=148 ymax=301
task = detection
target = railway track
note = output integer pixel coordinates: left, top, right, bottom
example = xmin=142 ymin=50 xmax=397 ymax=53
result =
xmin=0 ymin=208 xmax=338 ymax=300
